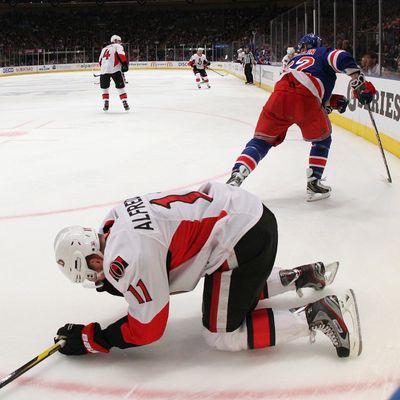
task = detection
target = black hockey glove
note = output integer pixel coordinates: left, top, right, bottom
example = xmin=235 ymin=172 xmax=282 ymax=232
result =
xmin=351 ymin=73 xmax=376 ymax=105
xmin=55 ymin=323 xmax=111 ymax=356
xmin=96 ymin=278 xmax=124 ymax=297
xmin=121 ymin=62 xmax=129 ymax=73
xmin=326 ymin=94 xmax=349 ymax=114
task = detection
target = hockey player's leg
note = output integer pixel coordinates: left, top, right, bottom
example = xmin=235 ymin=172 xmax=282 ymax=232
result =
xmin=202 ymin=307 xmax=308 ymax=351
xmin=227 ymin=138 xmax=273 ymax=186
xmin=100 ymin=74 xmax=111 ymax=112
xmin=112 ymin=72 xmax=129 ymax=111
xmin=102 ymin=90 xmax=109 ymax=112
xmin=264 ymin=261 xmax=339 ymax=298
xmin=204 ymin=290 xmax=362 ymax=358
xmin=195 ymin=73 xmax=201 ymax=89
xmin=118 ymin=89 xmax=130 ymax=111
xmin=201 ymin=71 xmax=211 ymax=88
xmin=307 ymin=135 xmax=332 ymax=201
xmin=202 ymin=205 xmax=277 ymax=332
xmin=227 ymin=93 xmax=288 ymax=186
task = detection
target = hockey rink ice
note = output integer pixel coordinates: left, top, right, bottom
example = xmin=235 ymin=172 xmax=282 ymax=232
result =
xmin=0 ymin=69 xmax=399 ymax=400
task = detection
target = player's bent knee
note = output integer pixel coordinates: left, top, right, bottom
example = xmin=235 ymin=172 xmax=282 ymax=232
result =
xmin=202 ymin=327 xmax=248 ymax=351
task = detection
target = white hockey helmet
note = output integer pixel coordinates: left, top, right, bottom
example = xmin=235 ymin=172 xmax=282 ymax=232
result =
xmin=110 ymin=35 xmax=122 ymax=44
xmin=287 ymin=47 xmax=296 ymax=55
xmin=197 ymin=47 xmax=204 ymax=53
xmin=54 ymin=226 xmax=102 ymax=284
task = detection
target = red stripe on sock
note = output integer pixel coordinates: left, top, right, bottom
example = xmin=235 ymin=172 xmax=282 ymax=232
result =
xmin=251 ymin=309 xmax=271 ymax=349
xmin=119 ymin=93 xmax=127 ymax=100
xmin=237 ymin=155 xmax=256 ymax=171
xmin=309 ymin=157 xmax=327 ymax=166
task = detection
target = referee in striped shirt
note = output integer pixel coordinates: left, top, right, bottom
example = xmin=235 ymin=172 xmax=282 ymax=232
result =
xmin=242 ymin=46 xmax=256 ymax=84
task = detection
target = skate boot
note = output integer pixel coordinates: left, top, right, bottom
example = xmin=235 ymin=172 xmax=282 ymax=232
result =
xmin=226 ymin=165 xmax=250 ymax=187
xmin=300 ymin=290 xmax=362 ymax=358
xmin=306 ymin=168 xmax=331 ymax=202
xmin=279 ymin=262 xmax=339 ymax=297
xmin=207 ymin=83 xmax=211 ymax=88
xmin=122 ymin=100 xmax=130 ymax=111
xmin=197 ymin=83 xmax=201 ymax=89
xmin=103 ymin=100 xmax=109 ymax=112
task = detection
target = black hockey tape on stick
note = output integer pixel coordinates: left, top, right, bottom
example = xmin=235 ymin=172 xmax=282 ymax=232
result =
xmin=93 ymin=73 xmax=101 ymax=77
xmin=0 ymin=340 xmax=65 ymax=389
xmin=366 ymin=104 xmax=393 ymax=183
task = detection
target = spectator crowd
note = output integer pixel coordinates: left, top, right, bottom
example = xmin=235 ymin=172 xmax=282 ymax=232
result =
xmin=0 ymin=3 xmax=284 ymax=65
xmin=0 ymin=1 xmax=398 ymax=77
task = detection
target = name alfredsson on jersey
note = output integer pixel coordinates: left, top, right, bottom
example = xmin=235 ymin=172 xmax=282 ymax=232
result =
xmin=124 ymin=196 xmax=154 ymax=230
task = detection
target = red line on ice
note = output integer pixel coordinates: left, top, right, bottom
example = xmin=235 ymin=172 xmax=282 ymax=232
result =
xmin=0 ymin=172 xmax=230 ymax=221
xmin=4 ymin=374 xmax=399 ymax=398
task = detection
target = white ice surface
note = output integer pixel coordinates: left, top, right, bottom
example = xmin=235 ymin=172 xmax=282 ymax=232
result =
xmin=0 ymin=70 xmax=399 ymax=400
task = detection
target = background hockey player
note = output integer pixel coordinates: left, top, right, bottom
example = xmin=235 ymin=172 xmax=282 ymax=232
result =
xmin=53 ymin=182 xmax=361 ymax=358
xmin=281 ymin=46 xmax=296 ymax=73
xmin=242 ymin=46 xmax=256 ymax=84
xmin=236 ymin=48 xmax=245 ymax=63
xmin=188 ymin=47 xmax=211 ymax=89
xmin=227 ymin=33 xmax=377 ymax=201
xmin=99 ymin=34 xmax=130 ymax=111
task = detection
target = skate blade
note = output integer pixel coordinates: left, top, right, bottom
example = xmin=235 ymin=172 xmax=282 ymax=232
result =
xmin=306 ymin=191 xmax=331 ymax=202
xmin=340 ymin=289 xmax=362 ymax=357
xmin=324 ymin=261 xmax=339 ymax=286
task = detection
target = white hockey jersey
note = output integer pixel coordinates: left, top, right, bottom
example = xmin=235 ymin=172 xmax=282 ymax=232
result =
xmin=99 ymin=43 xmax=127 ymax=74
xmin=188 ymin=53 xmax=209 ymax=70
xmin=99 ymin=182 xmax=263 ymax=346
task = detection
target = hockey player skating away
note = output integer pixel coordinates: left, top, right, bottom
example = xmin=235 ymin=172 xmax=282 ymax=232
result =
xmin=227 ymin=33 xmax=377 ymax=201
xmin=53 ymin=182 xmax=361 ymax=358
xmin=281 ymin=46 xmax=296 ymax=73
xmin=99 ymin=35 xmax=130 ymax=112
xmin=188 ymin=48 xmax=211 ymax=89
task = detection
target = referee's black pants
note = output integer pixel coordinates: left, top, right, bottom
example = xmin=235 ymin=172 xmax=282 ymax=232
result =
xmin=244 ymin=64 xmax=254 ymax=83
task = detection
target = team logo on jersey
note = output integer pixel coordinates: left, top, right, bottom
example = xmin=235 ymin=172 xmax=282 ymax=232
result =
xmin=109 ymin=256 xmax=128 ymax=282
xmin=149 ymin=191 xmax=213 ymax=209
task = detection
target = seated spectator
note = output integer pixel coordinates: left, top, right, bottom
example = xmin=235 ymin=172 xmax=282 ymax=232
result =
xmin=361 ymin=51 xmax=380 ymax=76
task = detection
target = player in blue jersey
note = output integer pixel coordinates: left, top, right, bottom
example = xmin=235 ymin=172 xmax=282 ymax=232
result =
xmin=227 ymin=33 xmax=376 ymax=201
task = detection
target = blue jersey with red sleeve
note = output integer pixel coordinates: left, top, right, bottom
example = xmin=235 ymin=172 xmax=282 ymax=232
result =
xmin=287 ymin=47 xmax=359 ymax=103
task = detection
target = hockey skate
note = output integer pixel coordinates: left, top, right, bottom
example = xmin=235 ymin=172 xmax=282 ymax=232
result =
xmin=122 ymin=100 xmax=130 ymax=111
xmin=302 ymin=290 xmax=362 ymax=358
xmin=197 ymin=83 xmax=201 ymax=89
xmin=226 ymin=165 xmax=250 ymax=187
xmin=279 ymin=261 xmax=339 ymax=297
xmin=103 ymin=100 xmax=109 ymax=112
xmin=306 ymin=168 xmax=331 ymax=202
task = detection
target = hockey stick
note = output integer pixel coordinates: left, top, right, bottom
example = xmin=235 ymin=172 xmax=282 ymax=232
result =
xmin=208 ymin=68 xmax=225 ymax=77
xmin=93 ymin=73 xmax=100 ymax=77
xmin=366 ymin=104 xmax=392 ymax=183
xmin=0 ymin=340 xmax=65 ymax=389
